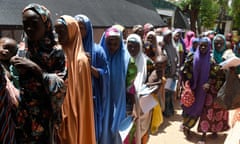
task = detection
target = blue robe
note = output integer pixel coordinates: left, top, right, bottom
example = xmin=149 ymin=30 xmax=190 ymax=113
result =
xmin=74 ymin=15 xmax=109 ymax=142
xmin=99 ymin=32 xmax=130 ymax=144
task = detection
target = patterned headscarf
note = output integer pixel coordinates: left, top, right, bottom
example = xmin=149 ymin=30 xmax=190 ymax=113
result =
xmin=23 ymin=3 xmax=51 ymax=31
xmin=22 ymin=3 xmax=56 ymax=50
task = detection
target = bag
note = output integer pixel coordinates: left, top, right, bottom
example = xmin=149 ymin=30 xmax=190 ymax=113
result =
xmin=216 ymin=70 xmax=240 ymax=110
xmin=181 ymin=81 xmax=195 ymax=107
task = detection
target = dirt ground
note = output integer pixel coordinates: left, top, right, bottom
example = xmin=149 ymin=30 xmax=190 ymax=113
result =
xmin=148 ymin=99 xmax=234 ymax=144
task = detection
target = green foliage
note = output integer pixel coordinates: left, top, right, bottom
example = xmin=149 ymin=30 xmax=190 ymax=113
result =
xmin=231 ymin=0 xmax=240 ymax=29
xmin=199 ymin=0 xmax=220 ymax=28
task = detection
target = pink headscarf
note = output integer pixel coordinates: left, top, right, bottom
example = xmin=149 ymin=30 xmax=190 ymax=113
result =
xmin=184 ymin=31 xmax=195 ymax=51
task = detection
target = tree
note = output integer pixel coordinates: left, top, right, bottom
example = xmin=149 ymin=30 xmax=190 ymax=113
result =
xmin=199 ymin=0 xmax=219 ymax=29
xmin=231 ymin=0 xmax=240 ymax=30
xmin=177 ymin=0 xmax=201 ymax=32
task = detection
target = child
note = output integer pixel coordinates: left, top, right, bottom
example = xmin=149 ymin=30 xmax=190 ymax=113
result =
xmin=0 ymin=37 xmax=19 ymax=144
xmin=147 ymin=55 xmax=168 ymax=134
xmin=0 ymin=37 xmax=18 ymax=78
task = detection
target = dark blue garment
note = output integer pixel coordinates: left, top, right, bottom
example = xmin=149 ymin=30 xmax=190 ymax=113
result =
xmin=99 ymin=28 xmax=130 ymax=144
xmin=75 ymin=15 xmax=109 ymax=142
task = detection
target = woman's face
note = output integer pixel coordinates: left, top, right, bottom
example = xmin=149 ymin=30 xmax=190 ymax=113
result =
xmin=174 ymin=32 xmax=180 ymax=41
xmin=54 ymin=21 xmax=69 ymax=45
xmin=127 ymin=41 xmax=140 ymax=57
xmin=199 ymin=41 xmax=208 ymax=54
xmin=214 ymin=37 xmax=225 ymax=51
xmin=147 ymin=34 xmax=154 ymax=44
xmin=135 ymin=28 xmax=144 ymax=39
xmin=22 ymin=9 xmax=46 ymax=41
xmin=77 ymin=21 xmax=87 ymax=39
xmin=106 ymin=36 xmax=120 ymax=55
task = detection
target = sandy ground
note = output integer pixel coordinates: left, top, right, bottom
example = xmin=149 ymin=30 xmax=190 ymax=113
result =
xmin=148 ymin=99 xmax=235 ymax=144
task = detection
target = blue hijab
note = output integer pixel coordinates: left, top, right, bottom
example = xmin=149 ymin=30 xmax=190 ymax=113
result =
xmin=74 ymin=14 xmax=109 ymax=142
xmin=100 ymin=27 xmax=130 ymax=143
xmin=213 ymin=34 xmax=226 ymax=64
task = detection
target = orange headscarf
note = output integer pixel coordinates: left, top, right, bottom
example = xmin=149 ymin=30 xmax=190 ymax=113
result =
xmin=59 ymin=15 xmax=96 ymax=144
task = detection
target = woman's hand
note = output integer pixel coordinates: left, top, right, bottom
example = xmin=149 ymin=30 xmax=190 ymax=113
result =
xmin=10 ymin=56 xmax=42 ymax=76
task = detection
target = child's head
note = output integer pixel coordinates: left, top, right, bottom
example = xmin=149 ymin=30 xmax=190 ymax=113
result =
xmin=0 ymin=37 xmax=18 ymax=61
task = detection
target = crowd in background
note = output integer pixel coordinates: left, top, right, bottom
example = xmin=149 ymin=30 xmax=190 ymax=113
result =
xmin=1 ymin=3 xmax=240 ymax=144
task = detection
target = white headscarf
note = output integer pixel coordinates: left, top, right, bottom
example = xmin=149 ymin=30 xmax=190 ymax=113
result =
xmin=127 ymin=34 xmax=149 ymax=95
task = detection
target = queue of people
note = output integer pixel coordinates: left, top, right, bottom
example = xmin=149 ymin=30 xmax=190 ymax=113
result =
xmin=1 ymin=3 xmax=240 ymax=144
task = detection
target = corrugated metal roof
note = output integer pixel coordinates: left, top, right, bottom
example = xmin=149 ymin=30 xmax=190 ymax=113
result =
xmin=0 ymin=0 xmax=166 ymax=28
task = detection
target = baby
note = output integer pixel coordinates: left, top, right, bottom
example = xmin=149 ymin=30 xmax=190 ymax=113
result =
xmin=0 ymin=37 xmax=18 ymax=77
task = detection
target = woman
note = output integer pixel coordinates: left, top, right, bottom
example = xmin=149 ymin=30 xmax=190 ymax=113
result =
xmin=184 ymin=31 xmax=195 ymax=52
xmin=197 ymin=35 xmax=229 ymax=143
xmin=10 ymin=4 xmax=66 ymax=143
xmin=213 ymin=34 xmax=227 ymax=64
xmin=181 ymin=37 xmax=211 ymax=138
xmin=54 ymin=15 xmax=96 ymax=144
xmin=99 ymin=27 xmax=130 ymax=144
xmin=144 ymin=31 xmax=161 ymax=62
xmin=126 ymin=34 xmax=155 ymax=144
xmin=74 ymin=14 xmax=109 ymax=142
xmin=190 ymin=38 xmax=199 ymax=53
xmin=162 ymin=29 xmax=178 ymax=117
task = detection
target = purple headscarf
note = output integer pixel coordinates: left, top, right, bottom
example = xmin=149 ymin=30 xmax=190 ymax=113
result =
xmin=192 ymin=37 xmax=211 ymax=90
xmin=183 ymin=37 xmax=211 ymax=117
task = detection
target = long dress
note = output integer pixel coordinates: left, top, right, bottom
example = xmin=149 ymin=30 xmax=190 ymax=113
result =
xmin=197 ymin=61 xmax=229 ymax=133
xmin=58 ymin=15 xmax=96 ymax=144
xmin=74 ymin=14 xmax=109 ymax=142
xmin=181 ymin=37 xmax=211 ymax=129
xmin=99 ymin=28 xmax=130 ymax=144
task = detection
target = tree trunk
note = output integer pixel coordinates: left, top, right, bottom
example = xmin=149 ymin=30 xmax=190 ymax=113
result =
xmin=189 ymin=9 xmax=199 ymax=33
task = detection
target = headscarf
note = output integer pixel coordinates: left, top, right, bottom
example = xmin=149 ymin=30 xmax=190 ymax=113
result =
xmin=100 ymin=27 xmax=130 ymax=134
xmin=144 ymin=23 xmax=154 ymax=38
xmin=213 ymin=34 xmax=226 ymax=64
xmin=75 ymin=14 xmax=109 ymax=141
xmin=112 ymin=24 xmax=125 ymax=33
xmin=184 ymin=31 xmax=195 ymax=51
xmin=190 ymin=38 xmax=199 ymax=52
xmin=74 ymin=14 xmax=93 ymax=57
xmin=192 ymin=37 xmax=211 ymax=90
xmin=127 ymin=34 xmax=148 ymax=95
xmin=132 ymin=25 xmax=143 ymax=33
xmin=23 ymin=3 xmax=56 ymax=50
xmin=59 ymin=15 xmax=95 ymax=144
xmin=163 ymin=31 xmax=178 ymax=77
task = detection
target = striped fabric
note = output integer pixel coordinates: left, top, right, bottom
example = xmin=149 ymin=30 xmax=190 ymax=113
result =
xmin=0 ymin=65 xmax=16 ymax=144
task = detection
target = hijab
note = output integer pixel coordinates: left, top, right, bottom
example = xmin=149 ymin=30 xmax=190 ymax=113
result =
xmin=192 ymin=37 xmax=211 ymax=90
xmin=127 ymin=34 xmax=148 ymax=95
xmin=213 ymin=34 xmax=226 ymax=64
xmin=74 ymin=14 xmax=93 ymax=57
xmin=23 ymin=3 xmax=56 ymax=52
xmin=100 ymin=27 xmax=130 ymax=133
xmin=59 ymin=15 xmax=95 ymax=144
xmin=184 ymin=31 xmax=195 ymax=51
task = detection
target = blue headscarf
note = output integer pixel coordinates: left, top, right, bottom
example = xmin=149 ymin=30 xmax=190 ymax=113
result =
xmin=100 ymin=27 xmax=130 ymax=136
xmin=213 ymin=34 xmax=226 ymax=64
xmin=74 ymin=14 xmax=109 ymax=142
xmin=74 ymin=14 xmax=93 ymax=56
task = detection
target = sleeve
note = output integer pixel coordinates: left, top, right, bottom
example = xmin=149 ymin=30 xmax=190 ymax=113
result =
xmin=43 ymin=73 xmax=66 ymax=124
xmin=181 ymin=53 xmax=194 ymax=83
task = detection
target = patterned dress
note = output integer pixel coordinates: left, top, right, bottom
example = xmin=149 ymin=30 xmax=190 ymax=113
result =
xmin=197 ymin=61 xmax=229 ymax=133
xmin=13 ymin=46 xmax=66 ymax=144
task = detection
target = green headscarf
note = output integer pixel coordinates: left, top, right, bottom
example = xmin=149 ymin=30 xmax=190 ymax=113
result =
xmin=213 ymin=34 xmax=226 ymax=64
